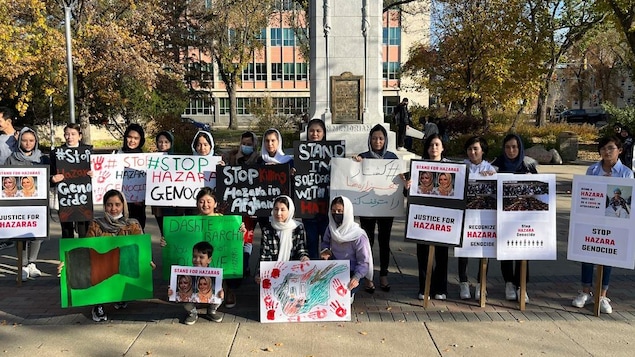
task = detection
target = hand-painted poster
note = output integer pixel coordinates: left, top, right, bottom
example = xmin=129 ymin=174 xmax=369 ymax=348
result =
xmin=330 ymin=158 xmax=406 ymax=217
xmin=0 ymin=166 xmax=49 ymax=239
xmin=162 ymin=215 xmax=243 ymax=280
xmin=405 ymin=160 xmax=468 ymax=246
xmin=91 ymin=153 xmax=163 ymax=203
xmin=215 ymin=164 xmax=291 ymax=217
xmin=454 ymin=174 xmax=498 ymax=258
xmin=567 ymin=175 xmax=635 ymax=269
xmin=59 ymin=234 xmax=153 ymax=308
xmin=145 ymin=155 xmax=221 ymax=207
xmin=293 ymin=140 xmax=346 ymax=218
xmin=169 ymin=265 xmax=223 ymax=304
xmin=496 ymin=174 xmax=557 ymax=260
xmin=259 ymin=260 xmax=351 ymax=323
xmin=51 ymin=146 xmax=93 ymax=222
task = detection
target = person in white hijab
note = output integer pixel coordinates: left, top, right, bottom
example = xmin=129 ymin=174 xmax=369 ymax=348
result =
xmin=258 ymin=128 xmax=293 ymax=165
xmin=321 ymin=196 xmax=373 ymax=298
xmin=255 ymin=195 xmax=309 ymax=283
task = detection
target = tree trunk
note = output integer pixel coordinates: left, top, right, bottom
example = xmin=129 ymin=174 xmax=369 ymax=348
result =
xmin=228 ymin=82 xmax=237 ymax=130
xmin=510 ymin=98 xmax=527 ymax=132
xmin=535 ymin=85 xmax=548 ymax=127
xmin=479 ymin=105 xmax=490 ymax=133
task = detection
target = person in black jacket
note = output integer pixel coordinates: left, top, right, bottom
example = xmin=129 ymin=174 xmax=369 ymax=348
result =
xmin=392 ymin=98 xmax=411 ymax=151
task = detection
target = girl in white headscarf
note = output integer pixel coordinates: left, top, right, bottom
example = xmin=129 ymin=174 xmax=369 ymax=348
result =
xmin=256 ymin=195 xmax=309 ymax=282
xmin=257 ymin=128 xmax=293 ymax=165
xmin=321 ymin=196 xmax=373 ymax=299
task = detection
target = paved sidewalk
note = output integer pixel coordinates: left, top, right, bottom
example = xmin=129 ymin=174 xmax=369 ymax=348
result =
xmin=2 ymin=164 xmax=635 ymax=356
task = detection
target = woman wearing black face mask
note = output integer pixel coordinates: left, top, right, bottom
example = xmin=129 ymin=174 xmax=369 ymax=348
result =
xmin=320 ymin=196 xmax=373 ymax=303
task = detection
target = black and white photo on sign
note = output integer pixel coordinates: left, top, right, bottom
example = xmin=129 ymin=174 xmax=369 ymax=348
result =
xmin=605 ymin=185 xmax=631 ymax=219
xmin=502 ymin=180 xmax=549 ymax=211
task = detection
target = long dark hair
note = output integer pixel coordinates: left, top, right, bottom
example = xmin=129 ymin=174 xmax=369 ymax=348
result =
xmin=423 ymin=133 xmax=444 ymax=160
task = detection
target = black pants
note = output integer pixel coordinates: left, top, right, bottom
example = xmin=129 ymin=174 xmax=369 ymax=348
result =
xmin=501 ymin=260 xmax=529 ymax=287
xmin=458 ymin=257 xmax=488 ymax=282
xmin=359 ymin=217 xmax=393 ymax=277
xmin=417 ymin=244 xmax=448 ymax=295
xmin=127 ymin=202 xmax=146 ymax=230
xmin=397 ymin=124 xmax=407 ymax=148
xmin=61 ymin=221 xmax=89 ymax=238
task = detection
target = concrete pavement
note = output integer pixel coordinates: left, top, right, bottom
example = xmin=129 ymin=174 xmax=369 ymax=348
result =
xmin=2 ymin=163 xmax=635 ymax=356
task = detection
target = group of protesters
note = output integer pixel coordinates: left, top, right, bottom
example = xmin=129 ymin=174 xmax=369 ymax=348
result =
xmin=0 ymin=103 xmax=630 ymax=321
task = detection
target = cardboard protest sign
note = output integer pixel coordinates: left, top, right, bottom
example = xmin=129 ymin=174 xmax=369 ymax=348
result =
xmin=293 ymin=140 xmax=346 ymax=218
xmin=330 ymin=157 xmax=406 ymax=217
xmin=259 ymin=260 xmax=351 ymax=323
xmin=51 ymin=146 xmax=93 ymax=222
xmin=91 ymin=153 xmax=163 ymax=203
xmin=162 ymin=215 xmax=243 ymax=280
xmin=454 ymin=174 xmax=498 ymax=258
xmin=0 ymin=166 xmax=49 ymax=240
xmin=145 ymin=155 xmax=221 ymax=207
xmin=215 ymin=164 xmax=291 ymax=217
xmin=567 ymin=175 xmax=635 ymax=269
xmin=59 ymin=234 xmax=153 ymax=308
xmin=496 ymin=174 xmax=557 ymax=260
xmin=169 ymin=265 xmax=223 ymax=304
xmin=405 ymin=160 xmax=468 ymax=246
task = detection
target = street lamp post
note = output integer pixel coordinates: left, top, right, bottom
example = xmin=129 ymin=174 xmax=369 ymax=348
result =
xmin=62 ymin=0 xmax=77 ymax=124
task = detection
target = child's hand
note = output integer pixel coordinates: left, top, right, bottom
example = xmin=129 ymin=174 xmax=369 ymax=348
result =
xmin=352 ymin=155 xmax=362 ymax=162
xmin=87 ymin=170 xmax=93 ymax=178
xmin=300 ymin=256 xmax=310 ymax=262
xmin=167 ymin=287 xmax=174 ymax=297
xmin=348 ymin=277 xmax=359 ymax=290
xmin=320 ymin=249 xmax=332 ymax=260
xmin=57 ymin=262 xmax=64 ymax=275
xmin=149 ymin=261 xmax=156 ymax=270
xmin=218 ymin=289 xmax=224 ymax=300
xmin=239 ymin=223 xmax=246 ymax=233
xmin=52 ymin=174 xmax=65 ymax=183
xmin=160 ymin=237 xmax=167 ymax=247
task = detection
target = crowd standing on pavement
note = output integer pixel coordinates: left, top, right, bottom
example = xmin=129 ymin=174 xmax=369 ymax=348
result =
xmin=1 ymin=105 xmax=633 ymax=321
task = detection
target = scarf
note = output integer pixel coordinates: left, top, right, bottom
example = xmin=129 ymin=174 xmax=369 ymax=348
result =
xmin=11 ymin=127 xmax=43 ymax=164
xmin=155 ymin=131 xmax=175 ymax=154
xmin=261 ymin=128 xmax=292 ymax=164
xmin=3 ymin=177 xmax=17 ymax=197
xmin=94 ymin=193 xmax=136 ymax=234
xmin=498 ymin=134 xmax=525 ymax=173
xmin=191 ymin=131 xmax=215 ymax=156
xmin=367 ymin=124 xmax=389 ymax=159
xmin=270 ymin=195 xmax=299 ymax=261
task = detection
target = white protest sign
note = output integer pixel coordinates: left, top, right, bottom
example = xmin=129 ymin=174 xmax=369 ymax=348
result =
xmin=145 ymin=155 xmax=221 ymax=207
xmin=496 ymin=174 xmax=557 ymax=260
xmin=169 ymin=265 xmax=223 ymax=304
xmin=259 ymin=260 xmax=351 ymax=323
xmin=406 ymin=205 xmax=464 ymax=245
xmin=567 ymin=175 xmax=635 ymax=269
xmin=91 ymin=153 xmax=164 ymax=203
xmin=454 ymin=174 xmax=498 ymax=258
xmin=330 ymin=157 xmax=406 ymax=217
xmin=0 ymin=206 xmax=48 ymax=239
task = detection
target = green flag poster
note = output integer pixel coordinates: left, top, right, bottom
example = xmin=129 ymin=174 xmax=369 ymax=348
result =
xmin=162 ymin=215 xmax=243 ymax=280
xmin=59 ymin=234 xmax=153 ymax=308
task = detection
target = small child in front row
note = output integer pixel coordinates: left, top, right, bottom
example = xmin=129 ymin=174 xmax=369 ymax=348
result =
xmin=169 ymin=241 xmax=224 ymax=325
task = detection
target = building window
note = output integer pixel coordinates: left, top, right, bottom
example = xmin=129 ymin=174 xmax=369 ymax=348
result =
xmin=271 ymin=28 xmax=282 ymax=46
xmin=383 ymin=62 xmax=400 ymax=80
xmin=237 ymin=98 xmax=252 ymax=115
xmin=242 ymin=63 xmax=255 ymax=81
xmin=283 ymin=28 xmax=296 ymax=46
xmin=272 ymin=97 xmax=309 ymax=115
xmin=283 ymin=63 xmax=295 ymax=80
xmin=256 ymin=28 xmax=267 ymax=45
xmin=185 ymin=95 xmax=213 ymax=116
xmin=295 ymin=63 xmax=308 ymax=80
xmin=255 ymin=63 xmax=267 ymax=81
xmin=219 ymin=98 xmax=229 ymax=115
xmin=383 ymin=27 xmax=401 ymax=46
xmin=271 ymin=63 xmax=283 ymax=80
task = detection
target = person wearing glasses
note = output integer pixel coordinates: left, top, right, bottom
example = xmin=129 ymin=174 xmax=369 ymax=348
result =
xmin=572 ymin=135 xmax=633 ymax=314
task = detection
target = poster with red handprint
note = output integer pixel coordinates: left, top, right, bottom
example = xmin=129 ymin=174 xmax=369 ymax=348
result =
xmin=91 ymin=153 xmax=164 ymax=203
xmin=259 ymin=260 xmax=351 ymax=323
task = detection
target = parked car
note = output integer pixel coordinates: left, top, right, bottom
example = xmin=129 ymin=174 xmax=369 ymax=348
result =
xmin=559 ymin=109 xmax=608 ymax=124
xmin=181 ymin=117 xmax=211 ymax=131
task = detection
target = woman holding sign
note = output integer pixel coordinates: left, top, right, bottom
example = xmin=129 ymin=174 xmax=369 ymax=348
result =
xmin=457 ymin=136 xmax=496 ymax=300
xmin=354 ymin=124 xmax=401 ymax=293
xmin=571 ymin=135 xmax=633 ymax=314
xmin=151 ymin=130 xmax=179 ymax=236
xmin=118 ymin=124 xmax=147 ymax=230
xmin=6 ymin=127 xmax=50 ymax=280
xmin=416 ymin=133 xmax=452 ymax=300
xmin=490 ymin=133 xmax=537 ymax=303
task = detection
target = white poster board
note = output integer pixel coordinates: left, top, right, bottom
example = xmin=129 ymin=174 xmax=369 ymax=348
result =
xmin=168 ymin=265 xmax=223 ymax=304
xmin=454 ymin=174 xmax=498 ymax=258
xmin=330 ymin=157 xmax=406 ymax=217
xmin=145 ymin=155 xmax=221 ymax=207
xmin=567 ymin=175 xmax=635 ymax=269
xmin=0 ymin=166 xmax=49 ymax=239
xmin=91 ymin=153 xmax=164 ymax=203
xmin=496 ymin=174 xmax=557 ymax=260
xmin=259 ymin=260 xmax=351 ymax=323
xmin=0 ymin=206 xmax=48 ymax=239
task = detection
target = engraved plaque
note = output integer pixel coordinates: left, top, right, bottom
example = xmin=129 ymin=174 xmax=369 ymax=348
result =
xmin=330 ymin=72 xmax=364 ymax=124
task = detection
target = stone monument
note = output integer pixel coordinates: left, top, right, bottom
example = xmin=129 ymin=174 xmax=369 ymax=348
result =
xmin=307 ymin=0 xmax=397 ymax=156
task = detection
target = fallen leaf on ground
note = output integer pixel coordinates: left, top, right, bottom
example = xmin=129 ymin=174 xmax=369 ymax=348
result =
xmin=359 ymin=331 xmax=368 ymax=335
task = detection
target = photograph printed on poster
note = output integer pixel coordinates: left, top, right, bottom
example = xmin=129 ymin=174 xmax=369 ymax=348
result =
xmin=605 ymin=185 xmax=631 ymax=219
xmin=168 ymin=265 xmax=223 ymax=305
xmin=415 ymin=171 xmax=456 ymax=197
xmin=466 ymin=180 xmax=497 ymax=210
xmin=502 ymin=180 xmax=549 ymax=211
xmin=2 ymin=175 xmax=39 ymax=198
xmin=409 ymin=161 xmax=466 ymax=200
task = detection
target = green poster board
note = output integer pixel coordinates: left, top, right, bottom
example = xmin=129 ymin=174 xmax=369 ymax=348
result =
xmin=162 ymin=215 xmax=243 ymax=280
xmin=59 ymin=234 xmax=153 ymax=308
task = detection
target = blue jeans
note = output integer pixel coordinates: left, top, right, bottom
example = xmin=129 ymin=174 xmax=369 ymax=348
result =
xmin=581 ymin=263 xmax=612 ymax=290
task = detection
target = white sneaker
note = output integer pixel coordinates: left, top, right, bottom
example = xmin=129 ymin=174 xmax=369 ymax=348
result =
xmin=417 ymin=293 xmax=425 ymax=300
xmin=397 ymin=147 xmax=407 ymax=151
xmin=572 ymin=291 xmax=592 ymax=308
xmin=516 ymin=288 xmax=529 ymax=303
xmin=599 ymin=297 xmax=613 ymax=314
xmin=21 ymin=266 xmax=29 ymax=280
xmin=434 ymin=294 xmax=447 ymax=300
xmin=505 ymin=282 xmax=517 ymax=301
xmin=475 ymin=283 xmax=486 ymax=300
xmin=459 ymin=282 xmax=471 ymax=300
xmin=27 ymin=263 xmax=41 ymax=278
